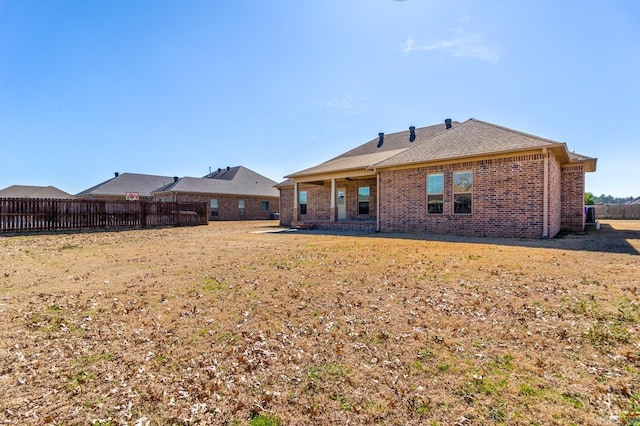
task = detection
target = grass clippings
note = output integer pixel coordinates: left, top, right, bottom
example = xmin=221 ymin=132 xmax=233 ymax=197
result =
xmin=1 ymin=220 xmax=639 ymax=425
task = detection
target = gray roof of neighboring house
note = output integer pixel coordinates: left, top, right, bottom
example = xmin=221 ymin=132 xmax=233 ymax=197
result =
xmin=0 ymin=185 xmax=72 ymax=199
xmin=154 ymin=166 xmax=279 ymax=198
xmin=287 ymin=118 xmax=596 ymax=178
xmin=75 ymin=173 xmax=176 ymax=198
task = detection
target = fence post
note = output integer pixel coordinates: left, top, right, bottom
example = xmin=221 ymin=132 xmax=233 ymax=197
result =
xmin=140 ymin=201 xmax=147 ymax=228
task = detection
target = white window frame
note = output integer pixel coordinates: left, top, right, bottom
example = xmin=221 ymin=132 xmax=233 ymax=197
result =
xmin=426 ymin=174 xmax=444 ymax=214
xmin=453 ymin=171 xmax=473 ymax=214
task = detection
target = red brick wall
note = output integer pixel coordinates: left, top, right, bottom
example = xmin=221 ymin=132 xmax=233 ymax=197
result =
xmin=172 ymin=193 xmax=279 ymax=221
xmin=297 ymin=183 xmax=332 ymax=221
xmin=279 ymin=187 xmax=294 ymax=226
xmin=379 ymin=154 xmax=550 ymax=238
xmin=561 ymin=165 xmax=585 ymax=232
xmin=338 ymin=178 xmax=377 ymax=221
xmin=279 ymin=153 xmax=586 ymax=238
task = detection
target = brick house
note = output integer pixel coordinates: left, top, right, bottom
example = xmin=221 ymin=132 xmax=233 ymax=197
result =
xmin=278 ymin=118 xmax=597 ymax=238
xmin=75 ymin=173 xmax=176 ymax=200
xmin=0 ymin=185 xmax=72 ymax=199
xmin=152 ymin=166 xmax=280 ymax=221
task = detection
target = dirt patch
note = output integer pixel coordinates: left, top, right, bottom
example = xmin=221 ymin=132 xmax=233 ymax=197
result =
xmin=1 ymin=220 xmax=639 ymax=425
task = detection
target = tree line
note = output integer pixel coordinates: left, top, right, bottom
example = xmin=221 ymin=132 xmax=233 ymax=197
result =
xmin=585 ymin=192 xmax=636 ymax=205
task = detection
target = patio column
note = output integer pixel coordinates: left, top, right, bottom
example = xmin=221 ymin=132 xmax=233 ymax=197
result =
xmin=293 ymin=180 xmax=298 ymax=222
xmin=330 ymin=178 xmax=336 ymax=222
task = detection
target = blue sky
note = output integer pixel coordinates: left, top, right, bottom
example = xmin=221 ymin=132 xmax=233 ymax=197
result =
xmin=1 ymin=0 xmax=638 ymax=197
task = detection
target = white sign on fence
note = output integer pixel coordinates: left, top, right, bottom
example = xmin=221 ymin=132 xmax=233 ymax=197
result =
xmin=125 ymin=192 xmax=139 ymax=201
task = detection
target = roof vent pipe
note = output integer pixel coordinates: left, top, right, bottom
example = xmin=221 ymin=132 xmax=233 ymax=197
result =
xmin=114 ymin=172 xmax=119 ymax=177
xmin=445 ymin=118 xmax=452 ymax=129
xmin=409 ymin=126 xmax=416 ymax=142
xmin=377 ymin=132 xmax=384 ymax=148
xmin=218 ymin=168 xmax=221 ymax=173
xmin=173 ymin=176 xmax=179 ymax=182
xmin=226 ymin=166 xmax=230 ymax=171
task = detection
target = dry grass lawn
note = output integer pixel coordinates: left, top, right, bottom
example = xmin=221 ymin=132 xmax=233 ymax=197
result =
xmin=1 ymin=220 xmax=639 ymax=425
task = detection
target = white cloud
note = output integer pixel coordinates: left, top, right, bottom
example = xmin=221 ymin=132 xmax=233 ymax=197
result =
xmin=313 ymin=94 xmax=357 ymax=109
xmin=403 ymin=34 xmax=501 ymax=64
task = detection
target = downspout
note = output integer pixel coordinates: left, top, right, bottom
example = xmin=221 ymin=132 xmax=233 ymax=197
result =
xmin=376 ymin=170 xmax=380 ymax=232
xmin=542 ymin=148 xmax=549 ymax=237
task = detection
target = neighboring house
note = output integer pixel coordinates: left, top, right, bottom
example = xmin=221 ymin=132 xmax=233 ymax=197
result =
xmin=279 ymin=118 xmax=597 ymax=238
xmin=0 ymin=185 xmax=72 ymax=199
xmin=75 ymin=173 xmax=176 ymax=200
xmin=152 ymin=166 xmax=280 ymax=220
xmin=626 ymin=197 xmax=640 ymax=205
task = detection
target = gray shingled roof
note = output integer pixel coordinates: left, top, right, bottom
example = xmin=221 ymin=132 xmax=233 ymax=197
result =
xmin=288 ymin=149 xmax=407 ymax=177
xmin=375 ymin=118 xmax=569 ymax=168
xmin=75 ymin=173 xmax=176 ymax=197
xmin=0 ymin=185 xmax=72 ymax=199
xmin=202 ymin=167 xmax=239 ymax=180
xmin=286 ymin=118 xmax=596 ymax=178
xmin=286 ymin=122 xmax=454 ymax=178
xmin=627 ymin=197 xmax=640 ymax=205
xmin=155 ymin=166 xmax=279 ymax=197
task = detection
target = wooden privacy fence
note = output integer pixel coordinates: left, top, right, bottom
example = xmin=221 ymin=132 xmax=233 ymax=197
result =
xmin=0 ymin=198 xmax=208 ymax=234
xmin=594 ymin=204 xmax=640 ymax=220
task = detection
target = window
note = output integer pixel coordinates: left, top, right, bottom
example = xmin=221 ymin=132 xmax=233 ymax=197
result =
xmin=261 ymin=201 xmax=269 ymax=211
xmin=210 ymin=199 xmax=218 ymax=217
xmin=238 ymin=199 xmax=245 ymax=217
xmin=427 ymin=174 xmax=444 ymax=214
xmin=453 ymin=172 xmax=473 ymax=214
xmin=358 ymin=186 xmax=370 ymax=215
xmin=299 ymin=191 xmax=307 ymax=215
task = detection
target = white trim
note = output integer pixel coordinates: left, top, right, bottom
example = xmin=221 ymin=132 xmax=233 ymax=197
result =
xmin=426 ymin=173 xmax=444 ymax=215
xmin=290 ymin=169 xmax=375 ymax=183
xmin=452 ymin=171 xmax=473 ymax=215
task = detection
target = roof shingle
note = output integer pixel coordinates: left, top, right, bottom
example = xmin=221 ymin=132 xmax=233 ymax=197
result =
xmin=155 ymin=166 xmax=279 ymax=197
xmin=75 ymin=173 xmax=175 ymax=197
xmin=375 ymin=118 xmax=566 ymax=168
xmin=286 ymin=118 xmax=596 ymax=177
xmin=286 ymin=122 xmax=454 ymax=178
xmin=0 ymin=185 xmax=71 ymax=199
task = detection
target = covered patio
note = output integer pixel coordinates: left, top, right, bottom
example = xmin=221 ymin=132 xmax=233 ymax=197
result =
xmin=288 ymin=173 xmax=378 ymax=232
